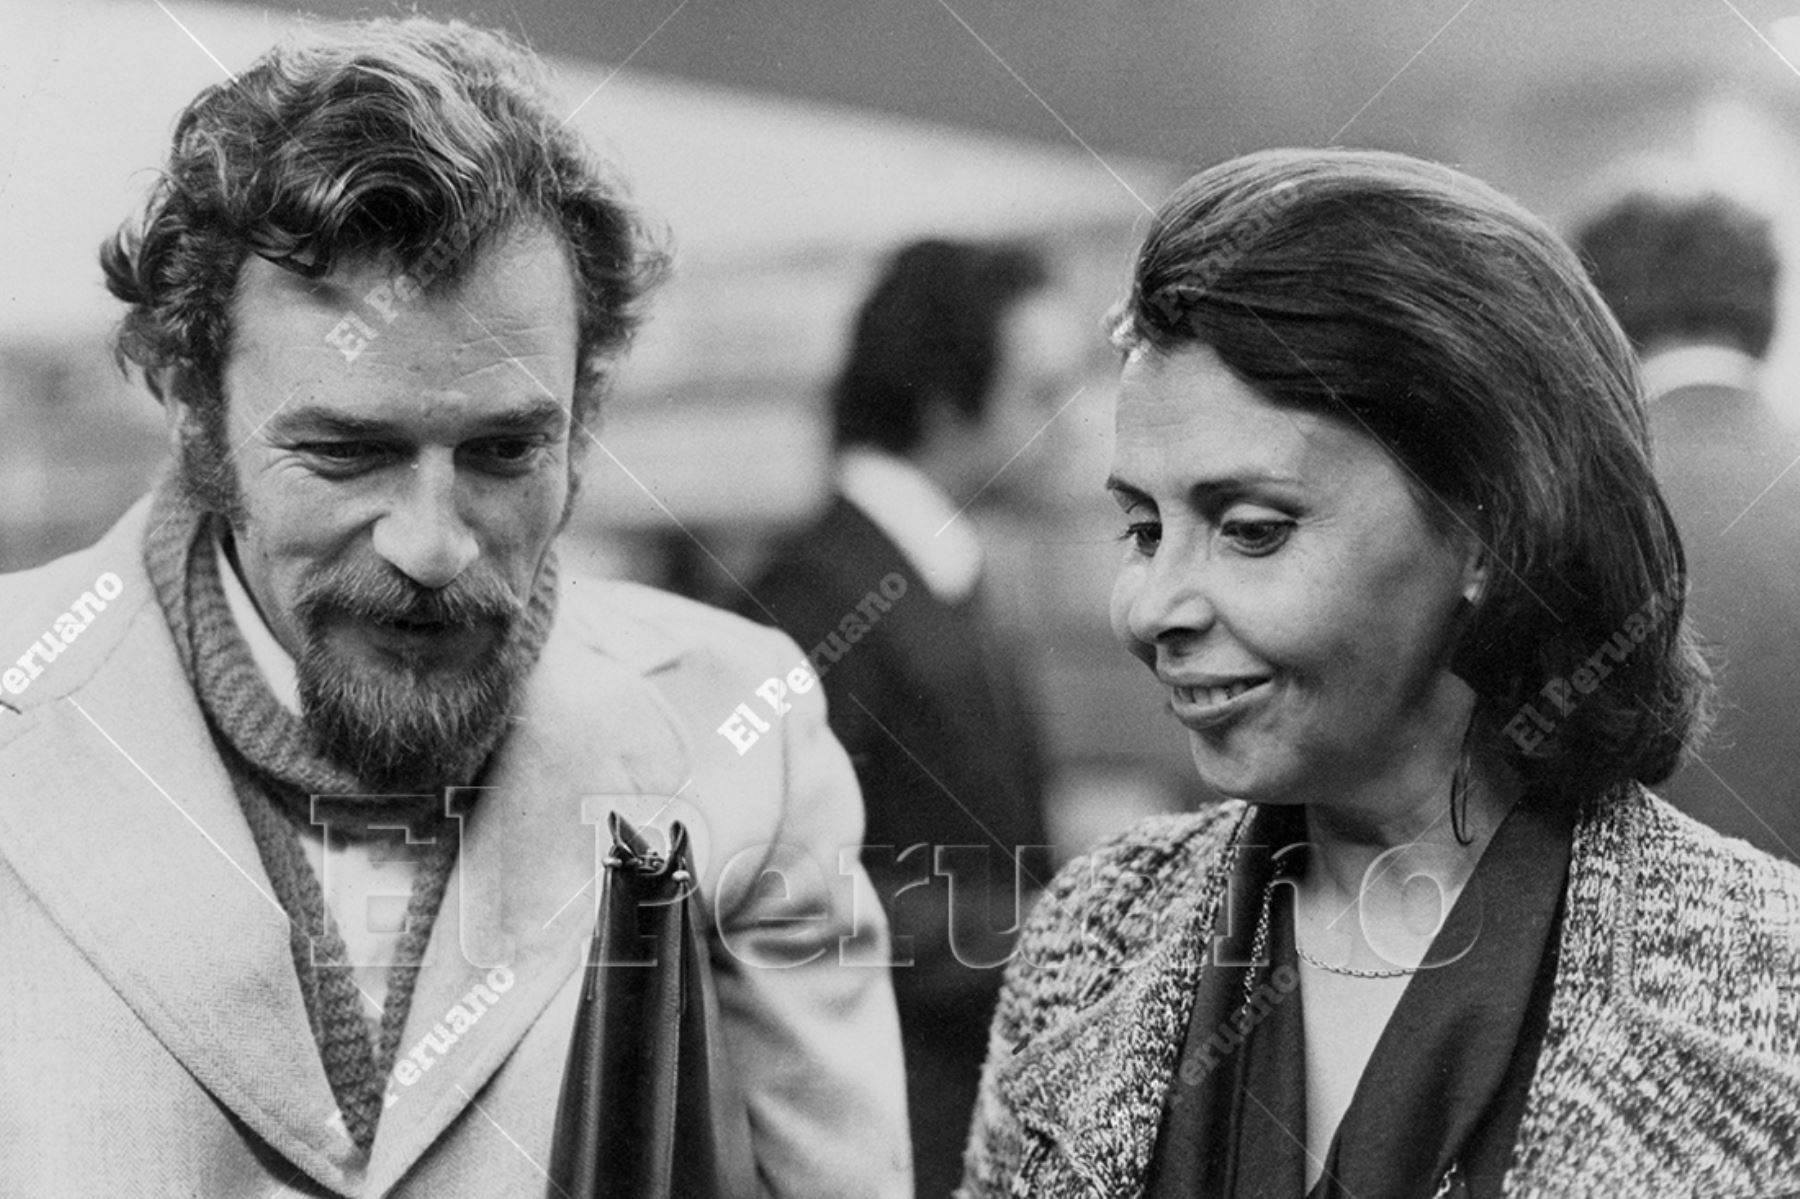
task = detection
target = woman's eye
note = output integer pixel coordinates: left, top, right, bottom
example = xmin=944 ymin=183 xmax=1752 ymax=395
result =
xmin=1220 ymin=518 xmax=1293 ymax=556
xmin=1119 ymin=520 xmax=1162 ymax=555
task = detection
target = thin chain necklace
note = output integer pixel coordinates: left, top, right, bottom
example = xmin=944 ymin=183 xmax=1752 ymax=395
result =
xmin=1295 ymin=941 xmax=1419 ymax=979
xmin=1251 ymin=872 xmax=1421 ymax=982
xmin=1248 ymin=862 xmax=1460 ymax=1198
xmin=1243 ymin=875 xmax=1278 ymax=1008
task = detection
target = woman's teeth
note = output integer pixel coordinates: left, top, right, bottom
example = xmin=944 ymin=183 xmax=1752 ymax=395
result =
xmin=1180 ymin=681 xmax=1260 ymax=707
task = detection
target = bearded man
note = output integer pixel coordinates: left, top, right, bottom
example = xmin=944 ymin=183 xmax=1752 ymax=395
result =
xmin=0 ymin=18 xmax=908 ymax=1197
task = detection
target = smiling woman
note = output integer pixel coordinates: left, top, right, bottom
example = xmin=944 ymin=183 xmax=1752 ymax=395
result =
xmin=959 ymin=149 xmax=1800 ymax=1198
xmin=1106 ymin=345 xmax=1482 ymax=812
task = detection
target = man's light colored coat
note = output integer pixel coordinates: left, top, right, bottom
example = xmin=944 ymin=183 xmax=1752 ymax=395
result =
xmin=0 ymin=498 xmax=910 ymax=1197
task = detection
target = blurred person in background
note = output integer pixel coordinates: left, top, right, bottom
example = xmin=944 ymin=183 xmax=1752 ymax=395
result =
xmin=0 ymin=18 xmax=909 ymax=1195
xmin=738 ymin=237 xmax=1083 ymax=1197
xmin=1573 ymin=186 xmax=1800 ymax=862
xmin=961 ymin=149 xmax=1800 ymax=1197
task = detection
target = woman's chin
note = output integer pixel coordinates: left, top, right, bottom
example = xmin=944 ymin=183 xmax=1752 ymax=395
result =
xmin=1187 ymin=735 xmax=1301 ymax=805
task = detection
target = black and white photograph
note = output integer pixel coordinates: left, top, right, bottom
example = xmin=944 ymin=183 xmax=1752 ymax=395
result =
xmin=2 ymin=1 xmax=1798 ymax=1194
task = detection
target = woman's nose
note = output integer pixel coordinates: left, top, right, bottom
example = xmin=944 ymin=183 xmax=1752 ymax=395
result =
xmin=1113 ymin=534 xmax=1217 ymax=660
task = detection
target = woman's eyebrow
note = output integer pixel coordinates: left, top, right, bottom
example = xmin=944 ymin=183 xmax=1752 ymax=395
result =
xmin=1105 ymin=472 xmax=1304 ymax=504
xmin=1104 ymin=475 xmax=1151 ymax=503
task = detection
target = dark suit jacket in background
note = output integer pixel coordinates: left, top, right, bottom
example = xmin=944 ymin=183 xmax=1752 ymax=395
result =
xmin=738 ymin=496 xmax=1050 ymax=1199
xmin=1652 ymin=380 xmax=1800 ymax=862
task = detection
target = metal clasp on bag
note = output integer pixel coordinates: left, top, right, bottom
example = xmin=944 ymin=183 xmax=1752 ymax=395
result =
xmin=604 ymin=843 xmax=666 ymax=874
xmin=604 ymin=809 xmax=693 ymax=882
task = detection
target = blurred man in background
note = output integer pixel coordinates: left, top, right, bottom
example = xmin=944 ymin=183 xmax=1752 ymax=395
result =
xmin=0 ymin=18 xmax=908 ymax=1195
xmin=739 ymin=238 xmax=1082 ymax=1196
xmin=1575 ymin=185 xmax=1800 ymax=861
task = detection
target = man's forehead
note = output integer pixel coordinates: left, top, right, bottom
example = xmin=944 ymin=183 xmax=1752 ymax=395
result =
xmin=234 ymin=225 xmax=573 ymax=314
xmin=275 ymin=391 xmax=570 ymax=429
xmin=222 ymin=227 xmax=582 ymax=421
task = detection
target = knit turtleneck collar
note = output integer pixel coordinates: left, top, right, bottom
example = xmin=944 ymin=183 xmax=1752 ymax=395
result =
xmin=138 ymin=473 xmax=562 ymax=1154
xmin=140 ymin=473 xmax=560 ymax=820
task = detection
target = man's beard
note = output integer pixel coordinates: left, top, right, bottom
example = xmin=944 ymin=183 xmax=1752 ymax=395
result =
xmin=292 ymin=556 xmax=542 ymax=794
xmin=174 ymin=405 xmax=557 ymax=794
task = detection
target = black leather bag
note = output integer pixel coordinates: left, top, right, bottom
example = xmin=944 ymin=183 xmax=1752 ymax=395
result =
xmin=548 ymin=812 xmax=757 ymax=1198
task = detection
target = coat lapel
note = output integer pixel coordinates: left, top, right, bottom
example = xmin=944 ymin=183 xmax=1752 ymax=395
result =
xmin=1508 ymin=789 xmax=1800 ymax=1194
xmin=0 ymin=597 xmax=361 ymax=1191
xmin=0 ymin=500 xmax=704 ymax=1196
xmin=362 ymin=594 xmax=694 ymax=1194
xmin=972 ymin=785 xmax=1800 ymax=1197
xmin=992 ymin=819 xmax=1240 ymax=1196
xmin=1511 ymin=1003 xmax=1800 ymax=1192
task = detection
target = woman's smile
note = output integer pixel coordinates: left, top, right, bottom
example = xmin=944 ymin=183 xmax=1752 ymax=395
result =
xmin=1162 ymin=672 xmax=1274 ymax=728
xmin=1108 ymin=342 xmax=1483 ymax=807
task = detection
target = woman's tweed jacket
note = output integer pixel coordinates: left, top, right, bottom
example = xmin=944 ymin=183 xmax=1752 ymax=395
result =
xmin=959 ymin=787 xmax=1800 ymax=1197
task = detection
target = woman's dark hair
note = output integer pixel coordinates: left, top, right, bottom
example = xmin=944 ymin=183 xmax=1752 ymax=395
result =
xmin=101 ymin=17 xmax=666 ymax=434
xmin=831 ymin=238 xmax=1048 ymax=454
xmin=1115 ymin=147 xmax=1711 ymax=804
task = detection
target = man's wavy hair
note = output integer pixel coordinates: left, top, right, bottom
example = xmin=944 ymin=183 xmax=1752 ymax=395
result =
xmin=101 ymin=17 xmax=665 ymax=435
xmin=1115 ymin=148 xmax=1713 ymax=806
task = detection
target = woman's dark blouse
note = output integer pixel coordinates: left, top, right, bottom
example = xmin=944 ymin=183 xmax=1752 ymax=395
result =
xmin=1143 ymin=794 xmax=1575 ymax=1198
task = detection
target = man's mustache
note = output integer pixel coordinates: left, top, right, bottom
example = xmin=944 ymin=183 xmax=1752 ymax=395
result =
xmin=295 ymin=563 xmax=522 ymax=629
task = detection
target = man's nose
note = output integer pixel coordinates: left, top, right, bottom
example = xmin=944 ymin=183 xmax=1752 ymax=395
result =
xmin=371 ymin=453 xmax=478 ymax=589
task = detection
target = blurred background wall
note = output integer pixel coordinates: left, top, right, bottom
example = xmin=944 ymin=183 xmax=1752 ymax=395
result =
xmin=7 ymin=0 xmax=1800 ymax=855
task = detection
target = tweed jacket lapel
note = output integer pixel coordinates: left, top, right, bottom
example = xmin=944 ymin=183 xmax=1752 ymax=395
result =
xmin=1505 ymin=789 xmax=1800 ymax=1195
xmin=0 ymin=506 xmax=362 ymax=1191
xmin=991 ymin=808 xmax=1247 ymax=1194
xmin=975 ymin=792 xmax=1800 ymax=1197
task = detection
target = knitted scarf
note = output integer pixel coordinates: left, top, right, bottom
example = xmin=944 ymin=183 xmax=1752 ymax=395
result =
xmin=141 ymin=477 xmax=558 ymax=1154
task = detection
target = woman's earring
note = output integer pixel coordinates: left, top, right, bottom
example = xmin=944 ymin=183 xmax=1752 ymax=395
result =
xmin=1449 ymin=717 xmax=1476 ymax=846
